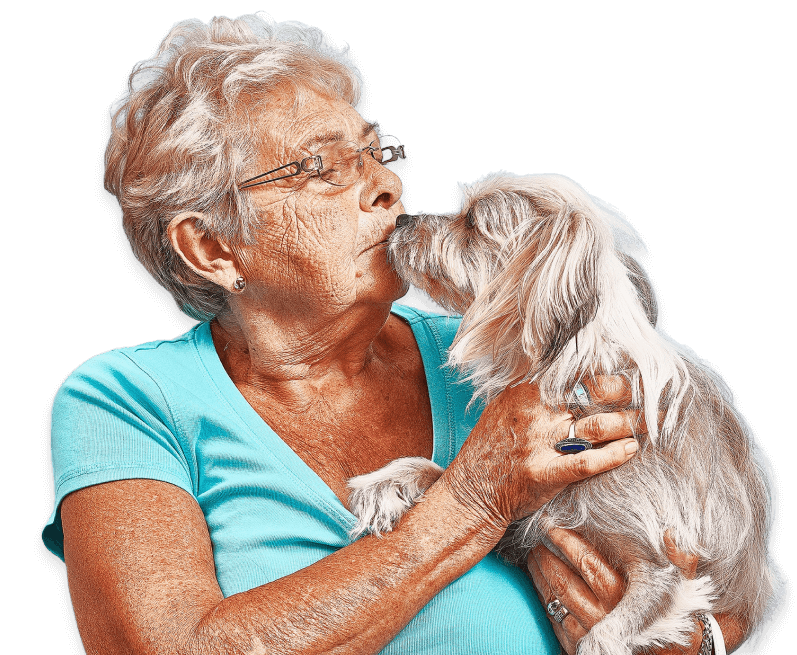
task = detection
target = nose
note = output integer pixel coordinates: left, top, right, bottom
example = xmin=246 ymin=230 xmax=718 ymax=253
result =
xmin=360 ymin=157 xmax=403 ymax=212
xmin=396 ymin=214 xmax=416 ymax=228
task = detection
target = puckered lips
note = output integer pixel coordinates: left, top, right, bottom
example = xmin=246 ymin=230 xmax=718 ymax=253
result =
xmin=358 ymin=228 xmax=394 ymax=256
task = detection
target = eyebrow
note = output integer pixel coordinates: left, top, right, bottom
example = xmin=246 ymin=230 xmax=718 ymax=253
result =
xmin=300 ymin=121 xmax=380 ymax=152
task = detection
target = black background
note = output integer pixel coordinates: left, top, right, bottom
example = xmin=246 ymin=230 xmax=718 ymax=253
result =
xmin=34 ymin=3 xmax=793 ymax=653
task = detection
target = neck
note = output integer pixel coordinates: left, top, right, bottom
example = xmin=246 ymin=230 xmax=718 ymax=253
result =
xmin=211 ymin=298 xmax=395 ymax=404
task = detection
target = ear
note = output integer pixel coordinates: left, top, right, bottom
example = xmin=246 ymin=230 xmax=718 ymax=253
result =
xmin=167 ymin=212 xmax=240 ymax=291
xmin=514 ymin=202 xmax=606 ymax=370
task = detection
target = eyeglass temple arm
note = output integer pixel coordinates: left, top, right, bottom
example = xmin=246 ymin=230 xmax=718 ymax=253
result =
xmin=238 ymin=162 xmax=302 ymax=190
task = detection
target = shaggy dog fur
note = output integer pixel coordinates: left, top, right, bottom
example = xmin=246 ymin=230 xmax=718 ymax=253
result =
xmin=347 ymin=174 xmax=772 ymax=655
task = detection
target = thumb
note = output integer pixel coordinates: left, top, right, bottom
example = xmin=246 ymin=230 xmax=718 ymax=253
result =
xmin=663 ymin=529 xmax=699 ymax=578
xmin=549 ymin=438 xmax=638 ymax=485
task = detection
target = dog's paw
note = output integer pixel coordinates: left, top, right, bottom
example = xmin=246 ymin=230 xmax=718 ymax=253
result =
xmin=347 ymin=457 xmax=444 ymax=539
xmin=577 ymin=623 xmax=633 ymax=655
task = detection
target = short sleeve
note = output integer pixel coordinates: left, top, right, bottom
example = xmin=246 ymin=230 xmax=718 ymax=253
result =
xmin=42 ymin=350 xmax=194 ymax=560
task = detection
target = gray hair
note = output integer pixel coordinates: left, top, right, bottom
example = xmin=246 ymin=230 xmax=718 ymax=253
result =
xmin=104 ymin=14 xmax=361 ymax=320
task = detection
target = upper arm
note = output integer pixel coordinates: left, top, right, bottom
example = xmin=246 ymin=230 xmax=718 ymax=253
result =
xmin=61 ymin=479 xmax=223 ymax=655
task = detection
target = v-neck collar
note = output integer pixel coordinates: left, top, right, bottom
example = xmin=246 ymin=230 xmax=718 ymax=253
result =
xmin=191 ymin=306 xmax=451 ymax=530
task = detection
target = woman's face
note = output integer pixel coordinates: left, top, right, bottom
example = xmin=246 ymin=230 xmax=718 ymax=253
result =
xmin=238 ymin=88 xmax=408 ymax=317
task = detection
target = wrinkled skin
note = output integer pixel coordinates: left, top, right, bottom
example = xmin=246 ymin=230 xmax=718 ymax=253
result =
xmin=61 ymin=86 xmax=741 ymax=655
xmin=529 ymin=528 xmax=747 ymax=654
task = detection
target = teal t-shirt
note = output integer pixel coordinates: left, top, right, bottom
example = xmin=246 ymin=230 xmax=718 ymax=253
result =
xmin=43 ymin=304 xmax=558 ymax=654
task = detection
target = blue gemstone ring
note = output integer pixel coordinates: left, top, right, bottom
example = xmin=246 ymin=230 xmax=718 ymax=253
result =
xmin=555 ymin=421 xmax=593 ymax=455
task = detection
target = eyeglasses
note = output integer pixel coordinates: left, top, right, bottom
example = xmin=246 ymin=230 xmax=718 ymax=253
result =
xmin=238 ymin=136 xmax=406 ymax=190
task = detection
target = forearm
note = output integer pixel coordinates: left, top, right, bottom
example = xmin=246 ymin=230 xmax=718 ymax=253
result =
xmin=186 ymin=480 xmax=505 ymax=655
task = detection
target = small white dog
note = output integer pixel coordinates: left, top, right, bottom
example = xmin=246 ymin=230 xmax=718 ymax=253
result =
xmin=348 ymin=174 xmax=772 ymax=655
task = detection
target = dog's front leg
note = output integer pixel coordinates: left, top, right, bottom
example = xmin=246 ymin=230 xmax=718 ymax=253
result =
xmin=576 ymin=561 xmax=714 ymax=655
xmin=347 ymin=457 xmax=444 ymax=539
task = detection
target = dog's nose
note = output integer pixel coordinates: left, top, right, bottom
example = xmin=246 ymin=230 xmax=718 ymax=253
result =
xmin=396 ymin=214 xmax=415 ymax=228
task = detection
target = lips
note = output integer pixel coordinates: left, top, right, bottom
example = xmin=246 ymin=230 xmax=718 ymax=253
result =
xmin=360 ymin=228 xmax=394 ymax=255
xmin=360 ymin=239 xmax=389 ymax=254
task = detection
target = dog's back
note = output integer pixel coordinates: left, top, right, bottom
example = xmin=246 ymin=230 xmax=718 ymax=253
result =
xmin=350 ymin=173 xmax=773 ymax=654
xmin=515 ymin=357 xmax=771 ymax=651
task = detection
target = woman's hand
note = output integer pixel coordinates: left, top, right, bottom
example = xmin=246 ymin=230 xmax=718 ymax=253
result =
xmin=527 ymin=528 xmax=748 ymax=654
xmin=440 ymin=376 xmax=642 ymax=530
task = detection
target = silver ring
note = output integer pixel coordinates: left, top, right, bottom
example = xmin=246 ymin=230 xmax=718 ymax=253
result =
xmin=554 ymin=421 xmax=593 ymax=454
xmin=567 ymin=382 xmax=591 ymax=419
xmin=546 ymin=598 xmax=570 ymax=624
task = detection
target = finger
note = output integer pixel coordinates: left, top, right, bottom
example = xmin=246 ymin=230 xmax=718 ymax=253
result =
xmin=663 ymin=529 xmax=698 ymax=579
xmin=548 ymin=613 xmax=580 ymax=655
xmin=547 ymin=437 xmax=638 ymax=485
xmin=532 ymin=544 xmax=605 ymax=630
xmin=583 ymin=375 xmax=634 ymax=406
xmin=574 ymin=410 xmax=646 ymax=444
xmin=527 ymin=547 xmax=553 ymax=607
xmin=528 ymin=546 xmax=580 ymax=610
xmin=545 ymin=528 xmax=625 ymax=611
xmin=527 ymin=552 xmax=586 ymax=653
xmin=550 ymin=612 xmax=584 ymax=655
xmin=527 ymin=546 xmax=554 ymax=603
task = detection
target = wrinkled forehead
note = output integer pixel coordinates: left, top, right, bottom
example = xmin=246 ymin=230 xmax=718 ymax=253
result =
xmin=250 ymin=86 xmax=378 ymax=163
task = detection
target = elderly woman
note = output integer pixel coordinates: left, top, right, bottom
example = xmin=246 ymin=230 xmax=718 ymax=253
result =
xmin=43 ymin=15 xmax=747 ymax=655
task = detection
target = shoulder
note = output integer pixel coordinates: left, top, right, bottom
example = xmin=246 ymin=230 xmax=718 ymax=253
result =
xmin=56 ymin=323 xmax=206 ymax=402
xmin=46 ymin=326 xmax=208 ymax=560
xmin=52 ymin=322 xmax=209 ymax=446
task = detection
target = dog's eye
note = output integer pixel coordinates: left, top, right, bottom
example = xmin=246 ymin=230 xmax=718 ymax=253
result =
xmin=465 ymin=210 xmax=476 ymax=228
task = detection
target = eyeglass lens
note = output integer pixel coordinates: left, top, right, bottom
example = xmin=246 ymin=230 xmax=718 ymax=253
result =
xmin=315 ymin=136 xmax=404 ymax=186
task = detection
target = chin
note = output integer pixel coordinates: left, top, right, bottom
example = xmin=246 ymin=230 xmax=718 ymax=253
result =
xmin=358 ymin=275 xmax=408 ymax=307
xmin=355 ymin=249 xmax=408 ymax=305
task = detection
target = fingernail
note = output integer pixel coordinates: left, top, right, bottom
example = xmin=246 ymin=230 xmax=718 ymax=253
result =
xmin=625 ymin=440 xmax=639 ymax=455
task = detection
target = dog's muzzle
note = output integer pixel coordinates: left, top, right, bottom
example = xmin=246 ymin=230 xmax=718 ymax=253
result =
xmin=395 ymin=214 xmax=417 ymax=228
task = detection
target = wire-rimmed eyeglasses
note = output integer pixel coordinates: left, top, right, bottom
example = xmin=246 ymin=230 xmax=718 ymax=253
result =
xmin=238 ymin=136 xmax=406 ymax=190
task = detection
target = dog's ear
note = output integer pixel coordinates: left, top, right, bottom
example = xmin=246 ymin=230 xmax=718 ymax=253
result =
xmin=450 ymin=190 xmax=611 ymax=395
xmin=449 ymin=177 xmax=687 ymax=432
xmin=620 ymin=253 xmax=658 ymax=326
xmin=510 ymin=199 xmax=607 ymax=371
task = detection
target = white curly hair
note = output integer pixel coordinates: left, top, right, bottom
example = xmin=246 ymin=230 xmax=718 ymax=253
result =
xmin=104 ymin=14 xmax=361 ymax=320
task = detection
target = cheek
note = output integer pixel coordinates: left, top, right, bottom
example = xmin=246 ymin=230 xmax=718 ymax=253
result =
xmin=297 ymin=198 xmax=359 ymax=267
xmin=246 ymin=191 xmax=366 ymax=301
xmin=318 ymin=186 xmax=363 ymax=234
xmin=324 ymin=209 xmax=359 ymax=253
